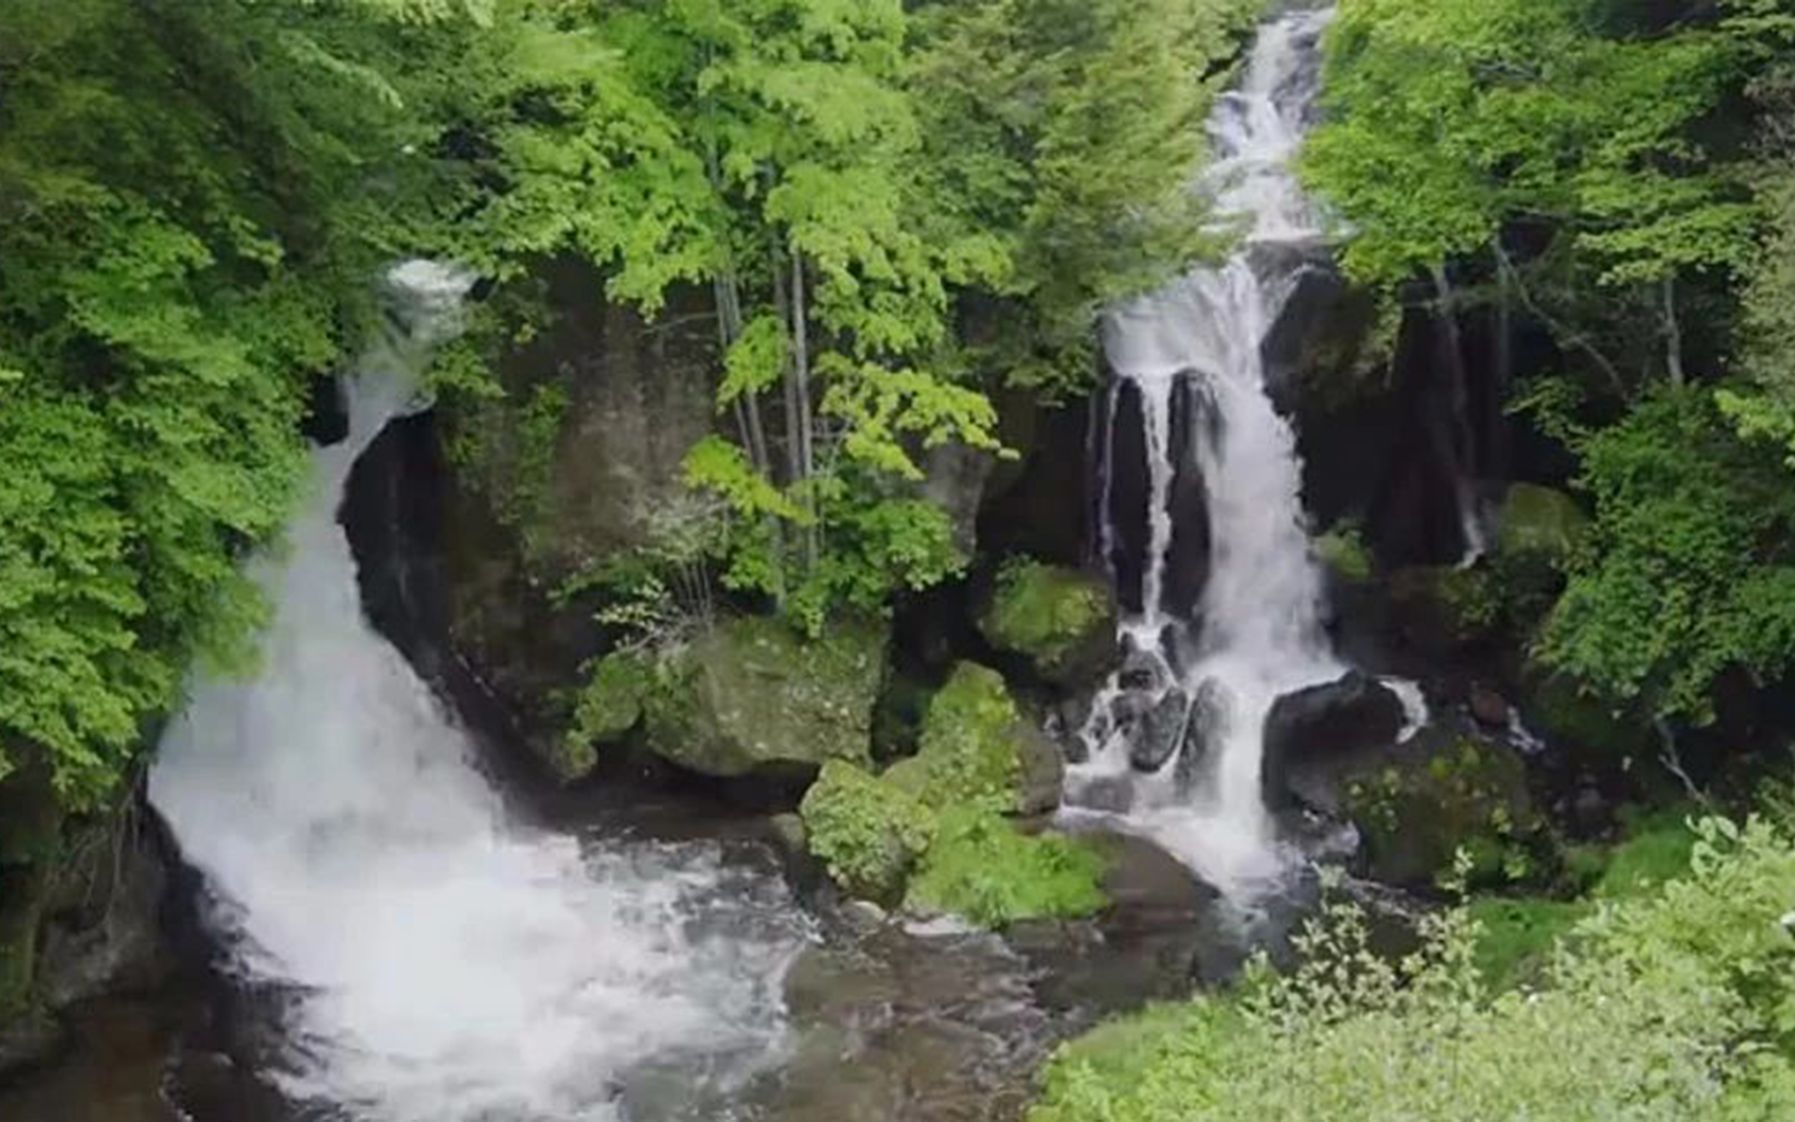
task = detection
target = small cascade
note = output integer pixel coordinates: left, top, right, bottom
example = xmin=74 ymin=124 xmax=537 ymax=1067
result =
xmin=149 ymin=262 xmax=806 ymax=1122
xmin=1071 ymin=7 xmax=1350 ymax=895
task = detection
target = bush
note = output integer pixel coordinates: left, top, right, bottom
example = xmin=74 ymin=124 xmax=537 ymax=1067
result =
xmin=799 ymin=760 xmax=935 ymax=903
xmin=1032 ymin=817 xmax=1795 ymax=1121
xmin=905 ymin=807 xmax=1107 ymax=928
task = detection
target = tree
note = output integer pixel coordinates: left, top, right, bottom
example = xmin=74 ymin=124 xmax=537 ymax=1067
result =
xmin=1303 ymin=0 xmax=1763 ymax=392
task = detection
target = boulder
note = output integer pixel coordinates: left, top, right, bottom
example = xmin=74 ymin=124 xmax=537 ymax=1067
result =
xmin=1066 ymin=774 xmax=1135 ymax=814
xmin=641 ymin=616 xmax=886 ymax=780
xmin=1262 ymin=671 xmax=1405 ymax=810
xmin=1387 ymin=564 xmax=1501 ymax=656
xmin=976 ymin=561 xmax=1118 ymax=690
xmin=1469 ymin=682 xmax=1511 ymax=729
xmin=1129 ymin=689 xmax=1192 ymax=774
xmin=1497 ymin=483 xmax=1588 ymax=560
xmin=1174 ymin=678 xmax=1229 ymax=794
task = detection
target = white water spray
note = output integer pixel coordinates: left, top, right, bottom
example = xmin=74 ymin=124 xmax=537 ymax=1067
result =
xmin=149 ymin=262 xmax=804 ymax=1122
xmin=1073 ymin=8 xmax=1348 ymax=894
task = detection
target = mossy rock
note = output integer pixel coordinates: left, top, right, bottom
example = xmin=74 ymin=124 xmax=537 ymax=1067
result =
xmin=910 ymin=662 xmax=1062 ymax=817
xmin=977 ymin=561 xmax=1117 ymax=688
xmin=1498 ymin=483 xmax=1588 ymax=560
xmin=1345 ymin=736 xmax=1549 ymax=889
xmin=641 ymin=616 xmax=886 ymax=779
xmin=799 ymin=761 xmax=935 ymax=903
xmin=1519 ymin=667 xmax=1654 ymax=767
xmin=1387 ymin=565 xmax=1501 ymax=652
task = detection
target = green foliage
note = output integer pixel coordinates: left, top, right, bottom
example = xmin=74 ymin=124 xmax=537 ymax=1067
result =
xmin=905 ymin=806 xmax=1107 ymax=928
xmin=1307 ymin=0 xmax=1760 ymax=289
xmin=1032 ymin=814 xmax=1795 ymax=1121
xmin=978 ymin=560 xmax=1116 ymax=678
xmin=0 ymin=0 xmax=488 ymax=802
xmin=800 ymin=759 xmax=935 ymax=903
xmin=1466 ymin=809 xmax=1697 ymax=990
xmin=1542 ymin=390 xmax=1795 ymax=722
xmin=1314 ymin=521 xmax=1374 ymax=583
xmin=907 ymin=0 xmax=1257 ymax=395
xmin=567 ymin=650 xmax=654 ymax=749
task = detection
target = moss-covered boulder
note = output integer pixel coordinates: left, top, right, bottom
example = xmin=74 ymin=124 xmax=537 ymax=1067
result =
xmin=1345 ymin=736 xmax=1549 ymax=889
xmin=1518 ymin=665 xmax=1654 ymax=773
xmin=1497 ymin=483 xmax=1588 ymax=560
xmin=1387 ymin=565 xmax=1502 ymax=654
xmin=799 ymin=761 xmax=935 ymax=903
xmin=977 ymin=561 xmax=1117 ymax=688
xmin=639 ymin=616 xmax=886 ymax=779
xmin=906 ymin=662 xmax=1063 ymax=817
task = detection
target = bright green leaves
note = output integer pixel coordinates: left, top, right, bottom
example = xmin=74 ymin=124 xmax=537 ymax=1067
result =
xmin=908 ymin=0 xmax=1253 ymax=397
xmin=719 ymin=316 xmax=787 ymax=405
xmin=1541 ymin=390 xmax=1795 ymax=722
xmin=818 ymin=357 xmax=998 ymax=481
xmin=0 ymin=0 xmax=450 ymax=804
xmin=1306 ymin=0 xmax=1762 ymax=292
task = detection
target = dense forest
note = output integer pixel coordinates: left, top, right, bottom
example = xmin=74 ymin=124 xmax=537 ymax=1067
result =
xmin=5 ymin=0 xmax=1795 ymax=1118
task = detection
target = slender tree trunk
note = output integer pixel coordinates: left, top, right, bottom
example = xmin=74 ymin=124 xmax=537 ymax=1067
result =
xmin=1662 ymin=274 xmax=1686 ymax=388
xmin=790 ymin=247 xmax=819 ymax=570
xmin=770 ymin=241 xmax=803 ymax=495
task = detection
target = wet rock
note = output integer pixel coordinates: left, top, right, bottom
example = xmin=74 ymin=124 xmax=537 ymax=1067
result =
xmin=1051 ymin=695 xmax=1096 ymax=766
xmin=1470 ymin=683 xmax=1511 ymax=729
xmin=1014 ymin=722 xmax=1066 ymax=819
xmin=1262 ymin=671 xmax=1405 ymax=811
xmin=1174 ymin=678 xmax=1229 ymax=794
xmin=1129 ymin=690 xmax=1191 ymax=773
xmin=1066 ymin=774 xmax=1134 ymax=815
xmin=1011 ymin=832 xmax=1233 ymax=1011
xmin=1116 ymin=644 xmax=1172 ymax=694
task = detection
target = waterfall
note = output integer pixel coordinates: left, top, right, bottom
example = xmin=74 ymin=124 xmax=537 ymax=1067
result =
xmin=148 ymin=262 xmax=805 ymax=1122
xmin=1072 ymin=8 xmax=1346 ymax=895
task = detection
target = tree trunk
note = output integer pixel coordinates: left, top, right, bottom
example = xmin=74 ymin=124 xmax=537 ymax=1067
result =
xmin=1663 ymin=274 xmax=1686 ymax=388
xmin=790 ymin=248 xmax=819 ymax=570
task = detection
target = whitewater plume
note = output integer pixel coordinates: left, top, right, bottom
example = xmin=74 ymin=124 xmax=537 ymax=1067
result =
xmin=149 ymin=261 xmax=805 ymax=1122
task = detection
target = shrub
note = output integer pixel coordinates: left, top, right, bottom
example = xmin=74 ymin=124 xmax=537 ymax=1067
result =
xmin=800 ymin=760 xmax=935 ymax=903
xmin=906 ymin=807 xmax=1107 ymax=928
xmin=1032 ymin=817 xmax=1795 ymax=1121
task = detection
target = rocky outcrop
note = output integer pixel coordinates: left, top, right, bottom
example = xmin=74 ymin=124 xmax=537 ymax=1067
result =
xmin=1262 ymin=671 xmax=1406 ymax=812
xmin=633 ymin=617 xmax=888 ymax=781
xmin=0 ymin=764 xmax=170 ymax=1075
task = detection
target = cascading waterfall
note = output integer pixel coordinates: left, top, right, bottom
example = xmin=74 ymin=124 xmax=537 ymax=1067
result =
xmin=1071 ymin=7 xmax=1350 ymax=895
xmin=149 ymin=262 xmax=806 ymax=1122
